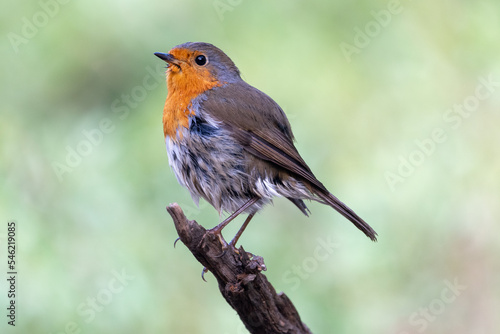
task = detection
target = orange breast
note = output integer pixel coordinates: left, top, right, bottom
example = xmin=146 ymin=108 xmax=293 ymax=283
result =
xmin=162 ymin=91 xmax=193 ymax=139
xmin=162 ymin=66 xmax=222 ymax=140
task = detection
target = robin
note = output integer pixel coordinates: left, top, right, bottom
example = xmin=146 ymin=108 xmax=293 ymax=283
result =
xmin=155 ymin=42 xmax=377 ymax=248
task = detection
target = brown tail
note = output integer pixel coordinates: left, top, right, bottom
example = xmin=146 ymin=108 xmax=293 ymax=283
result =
xmin=317 ymin=191 xmax=377 ymax=241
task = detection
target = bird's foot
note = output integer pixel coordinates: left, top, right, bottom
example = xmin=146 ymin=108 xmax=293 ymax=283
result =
xmin=201 ymin=226 xmax=230 ymax=258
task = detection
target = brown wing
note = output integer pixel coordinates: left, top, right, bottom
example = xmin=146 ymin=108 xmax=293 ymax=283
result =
xmin=201 ymin=81 xmax=377 ymax=241
xmin=201 ymin=82 xmax=325 ymax=187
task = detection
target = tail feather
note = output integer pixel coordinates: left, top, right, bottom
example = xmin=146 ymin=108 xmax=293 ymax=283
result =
xmin=287 ymin=197 xmax=310 ymax=217
xmin=317 ymin=191 xmax=377 ymax=241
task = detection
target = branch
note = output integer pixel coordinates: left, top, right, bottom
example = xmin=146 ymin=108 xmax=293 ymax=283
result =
xmin=167 ymin=203 xmax=312 ymax=334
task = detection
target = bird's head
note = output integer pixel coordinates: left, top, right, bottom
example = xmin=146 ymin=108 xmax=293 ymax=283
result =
xmin=155 ymin=42 xmax=241 ymax=92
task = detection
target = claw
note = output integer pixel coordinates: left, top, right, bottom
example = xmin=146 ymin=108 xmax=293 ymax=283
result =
xmin=173 ymin=237 xmax=181 ymax=248
xmin=215 ymin=247 xmax=228 ymax=258
xmin=201 ymin=267 xmax=208 ymax=282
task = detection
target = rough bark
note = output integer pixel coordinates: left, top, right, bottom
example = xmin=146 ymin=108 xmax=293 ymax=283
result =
xmin=167 ymin=203 xmax=312 ymax=334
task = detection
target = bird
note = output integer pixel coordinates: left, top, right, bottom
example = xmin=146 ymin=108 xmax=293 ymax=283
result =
xmin=155 ymin=42 xmax=377 ymax=248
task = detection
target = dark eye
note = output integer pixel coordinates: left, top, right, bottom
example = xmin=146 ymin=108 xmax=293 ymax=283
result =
xmin=195 ymin=55 xmax=207 ymax=66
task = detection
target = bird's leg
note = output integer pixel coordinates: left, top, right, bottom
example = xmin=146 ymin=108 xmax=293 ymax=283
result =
xmin=229 ymin=213 xmax=255 ymax=248
xmin=205 ymin=197 xmax=260 ymax=252
xmin=209 ymin=197 xmax=259 ymax=236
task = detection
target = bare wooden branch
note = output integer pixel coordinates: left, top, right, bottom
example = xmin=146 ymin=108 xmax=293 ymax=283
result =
xmin=167 ymin=203 xmax=312 ymax=334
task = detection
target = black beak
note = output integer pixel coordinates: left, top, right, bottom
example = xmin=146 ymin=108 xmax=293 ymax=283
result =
xmin=154 ymin=52 xmax=175 ymax=63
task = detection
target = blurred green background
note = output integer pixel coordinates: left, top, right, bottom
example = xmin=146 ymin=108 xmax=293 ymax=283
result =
xmin=1 ymin=0 xmax=499 ymax=333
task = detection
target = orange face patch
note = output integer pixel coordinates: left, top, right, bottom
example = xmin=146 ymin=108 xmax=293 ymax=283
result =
xmin=162 ymin=48 xmax=223 ymax=139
